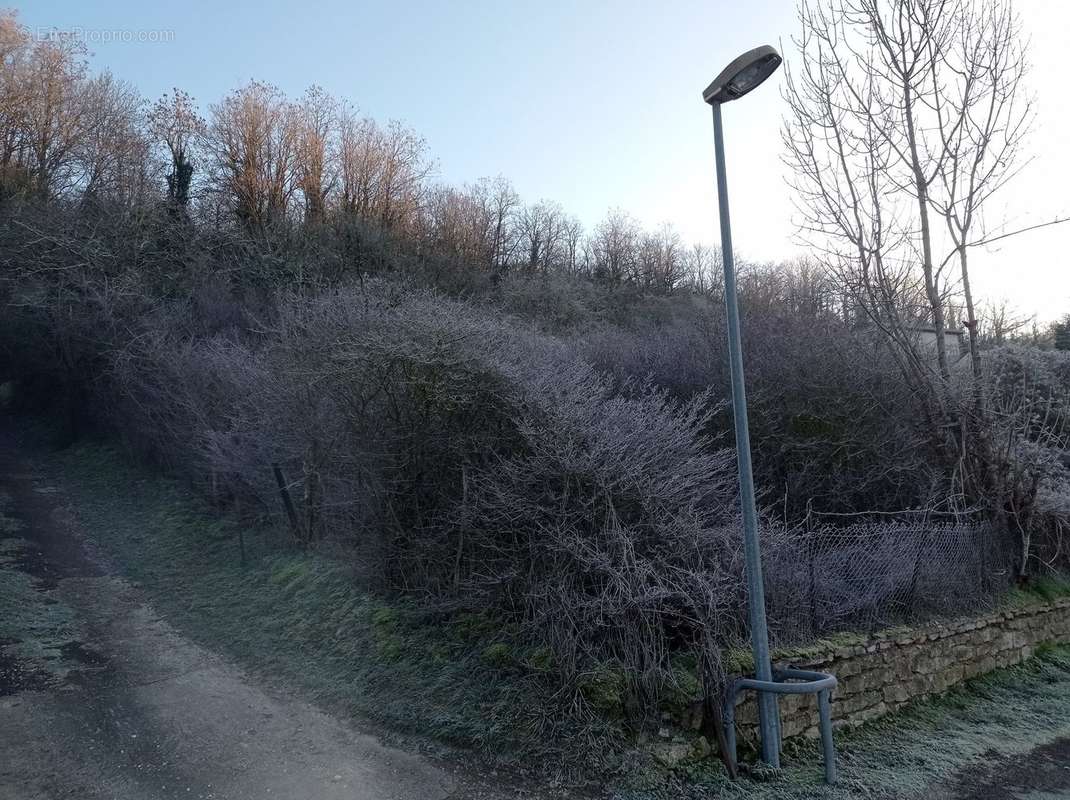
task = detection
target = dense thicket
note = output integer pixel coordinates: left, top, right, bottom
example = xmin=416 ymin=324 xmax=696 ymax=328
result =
xmin=2 ymin=6 xmax=1069 ymax=729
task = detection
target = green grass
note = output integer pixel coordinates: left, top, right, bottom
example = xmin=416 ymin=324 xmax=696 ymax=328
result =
xmin=31 ymin=435 xmax=1070 ymax=797
xmin=1005 ymin=574 xmax=1070 ymax=608
xmin=42 ymin=439 xmax=629 ymax=776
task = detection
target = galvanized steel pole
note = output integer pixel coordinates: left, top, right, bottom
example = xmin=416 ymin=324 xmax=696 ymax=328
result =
xmin=710 ymin=101 xmax=780 ymax=768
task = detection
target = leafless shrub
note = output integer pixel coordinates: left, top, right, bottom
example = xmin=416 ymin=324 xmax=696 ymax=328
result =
xmin=453 ymin=367 xmax=746 ymax=703
xmin=87 ymin=281 xmax=753 ymax=709
xmin=979 ymin=346 xmax=1070 ymax=575
xmin=1 ymin=4 xmax=1066 ymax=742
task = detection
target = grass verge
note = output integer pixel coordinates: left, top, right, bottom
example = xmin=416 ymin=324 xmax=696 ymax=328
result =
xmin=39 ymin=437 xmax=631 ymax=782
xmin=616 ymin=645 xmax=1070 ymax=799
xmin=28 ymin=434 xmax=1070 ymax=798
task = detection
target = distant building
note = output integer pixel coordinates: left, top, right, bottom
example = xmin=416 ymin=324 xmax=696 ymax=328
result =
xmin=855 ymin=320 xmax=968 ymax=366
xmin=907 ymin=325 xmax=967 ymax=365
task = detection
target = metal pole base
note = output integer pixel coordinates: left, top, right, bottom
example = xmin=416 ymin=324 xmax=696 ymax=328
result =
xmin=723 ymin=668 xmax=838 ymax=785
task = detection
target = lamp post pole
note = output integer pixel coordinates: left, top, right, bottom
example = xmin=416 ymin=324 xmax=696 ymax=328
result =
xmin=704 ymin=46 xmax=783 ymax=768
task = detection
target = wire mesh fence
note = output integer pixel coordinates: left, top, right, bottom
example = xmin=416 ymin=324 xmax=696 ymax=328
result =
xmin=763 ymin=518 xmax=1015 ymax=643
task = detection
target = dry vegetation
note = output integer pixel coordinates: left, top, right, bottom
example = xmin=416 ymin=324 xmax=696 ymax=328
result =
xmin=2 ymin=0 xmax=1070 ymax=753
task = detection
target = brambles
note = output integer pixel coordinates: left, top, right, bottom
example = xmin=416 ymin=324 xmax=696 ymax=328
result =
xmin=3 ymin=193 xmax=1068 ymax=732
xmin=1 ymin=2 xmax=1068 ymax=757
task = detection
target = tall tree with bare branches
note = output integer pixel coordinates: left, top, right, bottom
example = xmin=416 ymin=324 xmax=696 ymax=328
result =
xmin=294 ymin=85 xmax=336 ymax=224
xmin=0 ymin=11 xmax=32 ymax=196
xmin=338 ymin=106 xmax=431 ymax=237
xmin=78 ymin=72 xmax=152 ymax=206
xmin=784 ymin=0 xmax=1033 ymax=386
xmin=785 ymin=0 xmax=1056 ymax=575
xmin=204 ymin=80 xmax=299 ymax=230
xmin=148 ymin=88 xmax=205 ymax=209
xmin=927 ymin=1 xmax=1032 ymax=379
xmin=21 ymin=30 xmax=89 ymax=199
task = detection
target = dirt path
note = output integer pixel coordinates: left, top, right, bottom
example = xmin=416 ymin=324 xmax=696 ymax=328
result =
xmin=10 ymin=430 xmax=1070 ymax=800
xmin=935 ymin=738 xmax=1070 ymax=799
xmin=0 ymin=439 xmax=458 ymax=800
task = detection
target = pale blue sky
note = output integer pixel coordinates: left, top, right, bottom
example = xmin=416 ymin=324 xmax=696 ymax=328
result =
xmin=18 ymin=0 xmax=1070 ymax=321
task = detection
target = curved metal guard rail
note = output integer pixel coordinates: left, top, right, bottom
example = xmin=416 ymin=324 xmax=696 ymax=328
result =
xmin=723 ymin=667 xmax=837 ymax=785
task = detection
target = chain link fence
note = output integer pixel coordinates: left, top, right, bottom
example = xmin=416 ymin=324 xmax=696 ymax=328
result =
xmin=763 ymin=517 xmax=1015 ymax=643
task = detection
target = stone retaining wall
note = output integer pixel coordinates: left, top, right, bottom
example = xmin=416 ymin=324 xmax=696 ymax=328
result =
xmin=732 ymin=598 xmax=1070 ymax=741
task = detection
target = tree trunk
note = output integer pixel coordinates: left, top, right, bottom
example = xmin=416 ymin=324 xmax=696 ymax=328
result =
xmin=958 ymin=245 xmax=982 ymax=381
xmin=903 ymin=83 xmax=949 ymax=382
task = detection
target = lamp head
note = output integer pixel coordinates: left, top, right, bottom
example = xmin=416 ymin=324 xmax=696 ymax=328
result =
xmin=703 ymin=45 xmax=782 ymax=105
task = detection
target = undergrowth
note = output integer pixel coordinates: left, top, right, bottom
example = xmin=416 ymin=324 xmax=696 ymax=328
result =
xmin=23 ymin=431 xmax=1070 ymax=798
xmin=1005 ymin=574 xmax=1070 ymax=608
xmin=42 ymin=437 xmax=636 ymax=782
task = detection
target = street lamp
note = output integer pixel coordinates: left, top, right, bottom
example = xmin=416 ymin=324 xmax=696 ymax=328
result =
xmin=703 ymin=44 xmax=782 ymax=769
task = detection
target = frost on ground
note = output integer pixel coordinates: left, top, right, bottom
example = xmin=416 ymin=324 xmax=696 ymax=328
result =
xmin=7 ymin=425 xmax=1070 ymax=800
xmin=0 ymin=440 xmax=458 ymax=800
xmin=619 ymin=647 xmax=1070 ymax=800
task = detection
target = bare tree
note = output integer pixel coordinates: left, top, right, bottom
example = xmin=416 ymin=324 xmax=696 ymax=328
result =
xmin=978 ymin=299 xmax=1032 ymax=346
xmin=294 ymin=85 xmax=336 ymax=224
xmin=0 ymin=11 xmax=31 ymax=195
xmin=338 ymin=107 xmax=432 ymax=236
xmin=472 ymin=175 xmax=520 ymax=269
xmin=865 ymin=0 xmax=960 ymax=380
xmin=560 ymin=214 xmax=584 ymax=275
xmin=638 ymin=223 xmax=685 ymax=292
xmin=204 ymin=80 xmax=299 ymax=230
xmin=78 ymin=72 xmax=152 ymax=205
xmin=784 ymin=0 xmax=1033 ymax=386
xmin=418 ymin=184 xmax=488 ymax=264
xmin=518 ymin=200 xmax=564 ymax=272
xmin=337 ymin=105 xmax=377 ymax=219
xmin=784 ymin=0 xmax=1057 ymax=574
xmin=148 ymin=88 xmax=205 ymax=209
xmin=376 ymin=120 xmax=431 ymax=232
xmin=21 ymin=30 xmax=89 ymax=199
xmin=782 ymin=0 xmax=935 ymax=392
xmin=683 ymin=243 xmax=723 ymax=299
xmin=589 ymin=209 xmax=640 ymax=285
xmin=927 ymin=1 xmax=1032 ymax=378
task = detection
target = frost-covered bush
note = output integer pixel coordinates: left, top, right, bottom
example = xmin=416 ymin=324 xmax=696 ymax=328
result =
xmin=96 ymin=282 xmax=749 ymax=709
xmin=457 ymin=368 xmax=745 ymax=701
xmin=981 ymin=346 xmax=1070 ymax=574
xmin=10 ymin=193 xmax=1070 ymax=730
xmin=579 ymin=299 xmax=927 ymax=519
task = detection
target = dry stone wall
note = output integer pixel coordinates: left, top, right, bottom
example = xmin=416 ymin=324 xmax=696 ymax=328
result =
xmin=731 ymin=598 xmax=1070 ymax=741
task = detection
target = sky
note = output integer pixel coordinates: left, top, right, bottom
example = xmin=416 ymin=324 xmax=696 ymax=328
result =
xmin=18 ymin=0 xmax=1070 ymax=322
